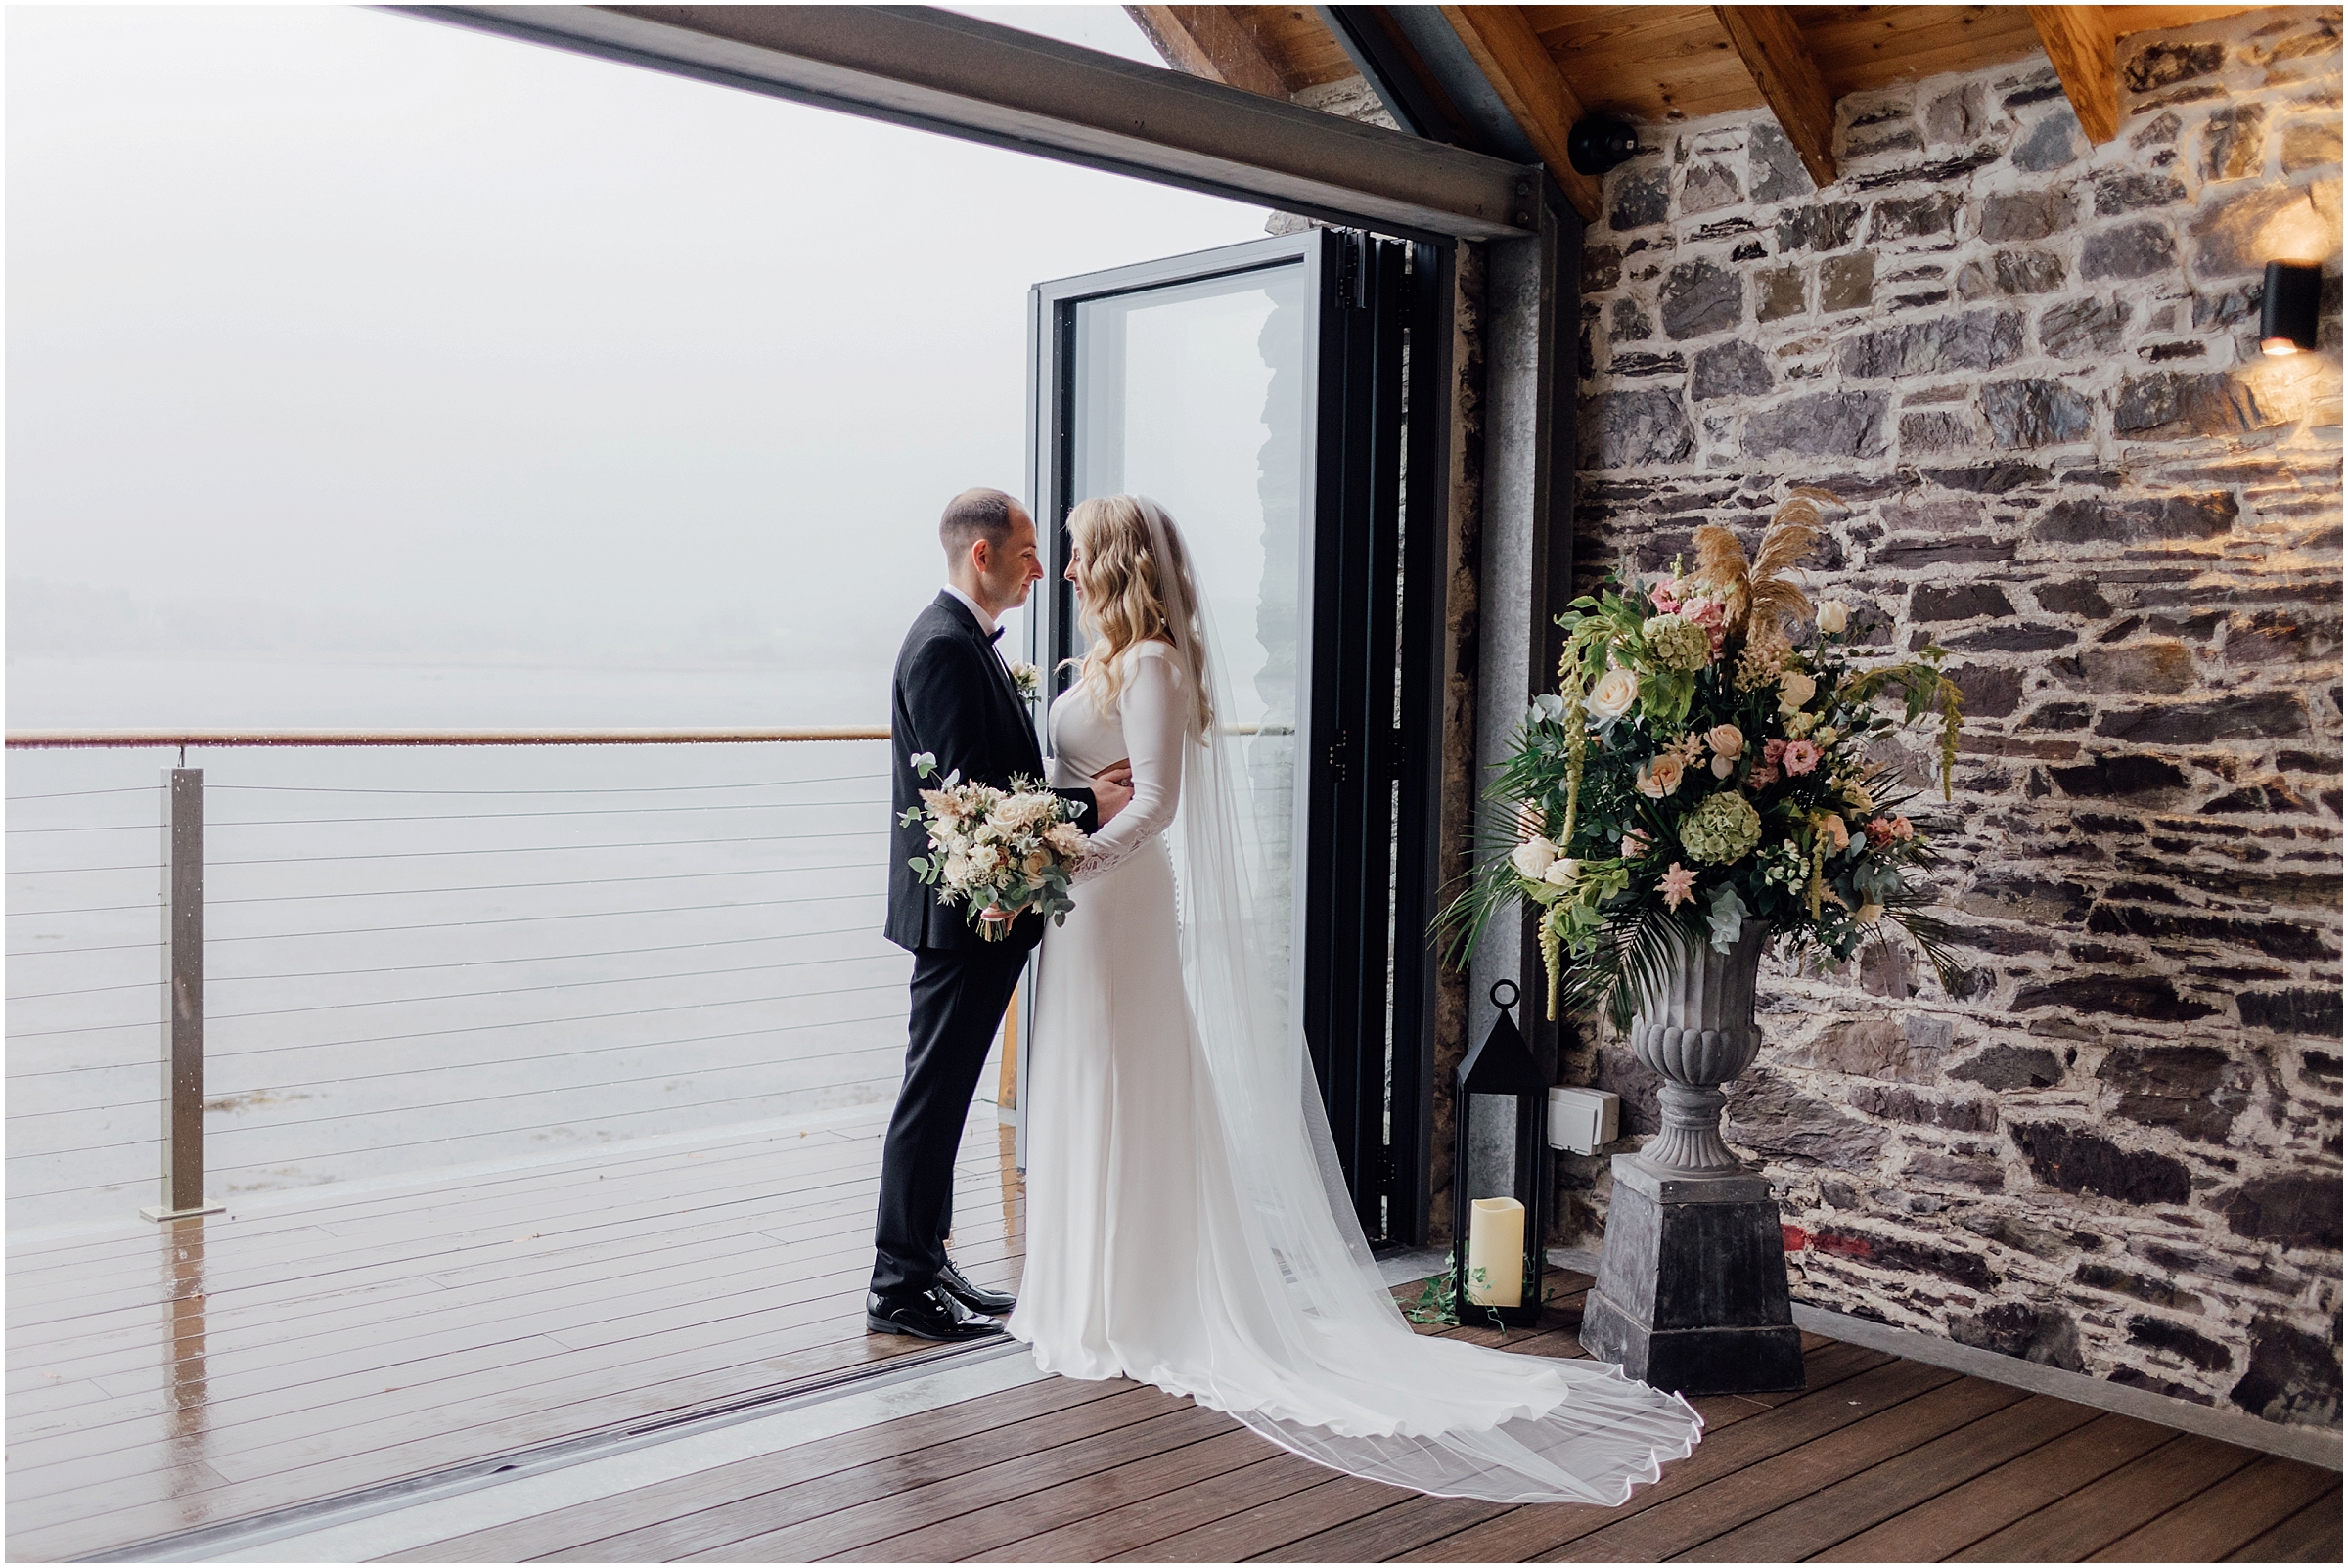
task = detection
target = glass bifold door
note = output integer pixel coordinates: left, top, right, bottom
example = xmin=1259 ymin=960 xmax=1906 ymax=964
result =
xmin=1016 ymin=229 xmax=1446 ymax=1246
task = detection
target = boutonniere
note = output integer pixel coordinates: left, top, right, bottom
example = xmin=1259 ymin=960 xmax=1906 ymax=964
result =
xmin=1008 ymin=661 xmax=1043 ymax=702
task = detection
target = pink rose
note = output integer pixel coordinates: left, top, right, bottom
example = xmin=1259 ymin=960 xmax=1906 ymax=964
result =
xmin=1746 ymin=763 xmax=1781 ymax=788
xmin=1864 ymin=817 xmax=1896 ymax=848
xmin=1783 ymin=739 xmax=1823 ymax=776
xmin=1621 ymin=827 xmax=1651 ymax=858
xmin=1649 ymin=578 xmax=1682 ymax=614
xmin=1891 ymin=815 xmax=1916 ymax=841
xmin=1762 ymin=738 xmax=1788 ymax=767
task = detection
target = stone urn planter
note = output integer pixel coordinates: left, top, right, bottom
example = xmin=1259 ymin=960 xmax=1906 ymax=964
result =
xmin=1580 ymin=924 xmax=1807 ymax=1396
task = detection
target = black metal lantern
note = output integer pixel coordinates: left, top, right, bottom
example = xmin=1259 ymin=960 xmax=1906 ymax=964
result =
xmin=2262 ymin=260 xmax=2323 ymax=356
xmin=1451 ymin=979 xmax=1549 ymax=1327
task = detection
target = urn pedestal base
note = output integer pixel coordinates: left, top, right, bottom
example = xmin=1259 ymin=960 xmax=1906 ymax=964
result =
xmin=1580 ymin=1158 xmax=1806 ymax=1397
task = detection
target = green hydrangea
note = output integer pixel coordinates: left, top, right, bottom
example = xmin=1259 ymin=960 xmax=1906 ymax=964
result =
xmin=1644 ymin=614 xmax=1712 ymax=673
xmin=1680 ymin=790 xmax=1763 ymax=865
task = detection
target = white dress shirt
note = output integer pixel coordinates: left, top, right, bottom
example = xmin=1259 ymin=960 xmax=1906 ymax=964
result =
xmin=941 ymin=583 xmax=996 ymax=637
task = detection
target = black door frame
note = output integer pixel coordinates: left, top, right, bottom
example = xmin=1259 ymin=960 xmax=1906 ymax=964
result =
xmin=1023 ymin=229 xmax=1449 ymax=1245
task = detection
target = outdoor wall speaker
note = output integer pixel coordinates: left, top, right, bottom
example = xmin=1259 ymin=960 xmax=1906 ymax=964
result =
xmin=1567 ymin=116 xmax=1641 ymax=177
xmin=2262 ymin=259 xmax=2323 ymax=356
xmin=1548 ymin=1085 xmax=1619 ymax=1155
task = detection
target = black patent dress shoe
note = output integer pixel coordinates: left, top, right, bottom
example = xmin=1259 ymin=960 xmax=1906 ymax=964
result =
xmin=935 ymin=1258 xmax=1016 ymax=1315
xmin=866 ymin=1286 xmax=1004 ymax=1341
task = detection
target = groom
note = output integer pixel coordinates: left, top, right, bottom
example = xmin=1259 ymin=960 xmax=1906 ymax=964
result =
xmin=870 ymin=487 xmax=1131 ymax=1341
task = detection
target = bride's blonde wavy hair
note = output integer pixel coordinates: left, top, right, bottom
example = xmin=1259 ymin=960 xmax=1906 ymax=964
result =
xmin=1065 ymin=494 xmax=1212 ymax=735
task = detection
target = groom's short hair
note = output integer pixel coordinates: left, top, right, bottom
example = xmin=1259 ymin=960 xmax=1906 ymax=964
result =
xmin=940 ymin=487 xmax=1016 ymax=562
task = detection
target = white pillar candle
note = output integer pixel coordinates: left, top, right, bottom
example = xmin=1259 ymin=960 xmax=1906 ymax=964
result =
xmin=1466 ymin=1196 xmax=1526 ymax=1308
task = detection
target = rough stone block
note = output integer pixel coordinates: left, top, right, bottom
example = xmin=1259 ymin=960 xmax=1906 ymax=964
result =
xmin=2202 ymin=104 xmax=2270 ymax=183
xmin=1913 ymin=582 xmax=2014 ymax=620
xmin=1578 ymin=388 xmax=1693 ymax=469
xmin=1778 ymin=200 xmax=1862 ymax=252
xmin=1608 ymin=296 xmax=1654 ymax=343
xmin=1744 ymin=390 xmax=1890 ymax=459
xmin=1693 ymin=339 xmax=1773 ymax=401
xmin=1748 ymin=120 xmax=1813 ymax=204
xmin=1952 ymin=1302 xmax=2086 ymax=1369
xmin=2013 ymin=110 xmax=2082 ymax=172
xmin=1994 ymin=249 xmax=2067 ymax=294
xmin=2039 ymin=296 xmax=2131 ymax=357
xmin=1610 ymin=166 xmax=1670 ymax=231
xmin=2093 ymin=691 xmax=2307 ymax=744
xmin=2224 ymin=1174 xmax=2344 ymax=1249
xmin=2113 ymin=372 xmax=2280 ymax=439
xmin=2280 ymin=119 xmax=2342 ymax=174
xmin=2190 ymin=178 xmax=2342 ymax=280
xmin=2034 ymin=491 xmax=2236 ymax=543
xmin=2082 ymin=220 xmax=2179 ymax=280
xmin=2230 ymin=1316 xmax=2343 ymax=1425
xmin=1839 ymin=308 xmax=2022 ymax=377
xmin=2011 ymin=972 xmax=2218 ymax=1021
xmin=1870 ymin=193 xmax=1963 ymax=242
xmin=1900 ymin=411 xmax=1972 ymax=451
xmin=2078 ymin=640 xmax=2195 ymax=694
xmin=1924 ymin=84 xmax=1984 ymax=145
xmin=1982 ymin=189 xmax=2076 ymax=241
xmin=1756 ymin=263 xmax=1806 ymax=322
xmin=2097 ymin=171 xmax=2190 ymax=214
xmin=1659 ymin=259 xmax=1743 ymax=339
xmin=1782 ymin=1016 xmax=1953 ymax=1083
xmin=1819 ymin=252 xmax=1874 ymax=313
xmin=2124 ymin=41 xmax=2225 ymax=92
xmin=1983 ymin=379 xmax=2095 ymax=447
xmin=2009 ymin=1121 xmax=2192 ymax=1203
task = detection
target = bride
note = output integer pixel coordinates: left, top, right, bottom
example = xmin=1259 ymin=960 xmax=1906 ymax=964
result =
xmin=1008 ymin=494 xmax=1703 ymax=1504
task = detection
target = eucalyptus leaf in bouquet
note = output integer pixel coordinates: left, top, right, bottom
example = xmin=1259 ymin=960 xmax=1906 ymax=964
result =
xmin=1438 ymin=490 xmax=1967 ymax=1026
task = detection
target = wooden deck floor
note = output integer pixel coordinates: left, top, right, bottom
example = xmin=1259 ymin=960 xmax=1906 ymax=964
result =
xmin=359 ymin=1272 xmax=2339 ymax=1565
xmin=5 ymin=1104 xmax=1024 ymax=1562
xmin=9 ymin=1107 xmax=2339 ymax=1564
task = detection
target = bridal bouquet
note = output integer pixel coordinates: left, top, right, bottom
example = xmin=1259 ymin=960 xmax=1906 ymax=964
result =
xmin=903 ymin=754 xmax=1089 ymax=940
xmin=1441 ymin=491 xmax=1967 ymax=1025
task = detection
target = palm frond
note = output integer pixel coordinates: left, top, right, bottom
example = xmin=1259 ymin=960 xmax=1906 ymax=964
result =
xmin=1557 ymin=903 xmax=1707 ymax=1035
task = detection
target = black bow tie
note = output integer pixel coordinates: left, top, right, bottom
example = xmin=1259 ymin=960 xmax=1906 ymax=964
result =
xmin=988 ymin=626 xmax=1005 ymax=644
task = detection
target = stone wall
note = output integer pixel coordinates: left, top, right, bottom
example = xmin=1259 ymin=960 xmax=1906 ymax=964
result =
xmin=1561 ymin=8 xmax=2344 ymax=1431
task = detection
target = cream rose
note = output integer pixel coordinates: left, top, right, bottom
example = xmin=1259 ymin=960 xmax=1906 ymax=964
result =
xmin=1586 ymin=665 xmax=1641 ymax=723
xmin=1511 ymin=837 xmax=1559 ymax=879
xmin=1705 ymin=724 xmax=1744 ymax=760
xmin=1637 ymin=753 xmax=1686 ymax=798
xmin=1820 ymin=813 xmax=1849 ymax=852
xmin=1778 ymin=668 xmax=1818 ymax=712
xmin=1542 ymin=858 xmax=1580 ymax=886
xmin=1816 ymin=601 xmax=1849 ymax=635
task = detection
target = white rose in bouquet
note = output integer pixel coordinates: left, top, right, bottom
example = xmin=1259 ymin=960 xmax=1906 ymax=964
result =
xmin=1586 ymin=665 xmax=1641 ymax=722
xmin=1816 ymin=601 xmax=1849 ymax=635
xmin=1511 ymin=836 xmax=1560 ymax=879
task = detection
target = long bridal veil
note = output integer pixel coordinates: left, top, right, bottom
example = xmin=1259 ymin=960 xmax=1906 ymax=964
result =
xmin=1129 ymin=497 xmax=1703 ymax=1505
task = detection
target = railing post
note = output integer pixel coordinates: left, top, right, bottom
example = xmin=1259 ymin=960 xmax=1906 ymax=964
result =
xmin=144 ymin=766 xmax=222 ymax=1222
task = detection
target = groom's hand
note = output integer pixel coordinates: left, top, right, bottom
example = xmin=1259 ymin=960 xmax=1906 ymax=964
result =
xmin=1093 ymin=762 xmax=1134 ymax=826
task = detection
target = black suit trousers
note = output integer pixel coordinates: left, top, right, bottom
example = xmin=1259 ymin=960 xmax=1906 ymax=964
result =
xmin=870 ymin=942 xmax=1026 ymax=1299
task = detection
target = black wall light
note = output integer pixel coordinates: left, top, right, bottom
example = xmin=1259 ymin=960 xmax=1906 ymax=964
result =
xmin=1567 ymin=115 xmax=1640 ymax=177
xmin=2262 ymin=260 xmax=2323 ymax=356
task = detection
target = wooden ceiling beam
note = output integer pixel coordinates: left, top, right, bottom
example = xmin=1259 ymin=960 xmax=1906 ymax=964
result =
xmin=1712 ymin=5 xmax=1836 ymax=189
xmin=1124 ymin=6 xmax=1290 ymax=101
xmin=1437 ymin=4 xmax=1602 ymax=222
xmin=2028 ymin=5 xmax=2120 ymax=144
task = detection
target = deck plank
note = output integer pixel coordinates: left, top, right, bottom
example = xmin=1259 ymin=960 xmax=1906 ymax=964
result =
xmin=1950 ymin=1432 xmax=2262 ymax=1562
xmin=2088 ymin=1452 xmax=2341 ymax=1563
xmin=1542 ymin=1372 xmax=2020 ymax=1561
xmin=1679 ymin=1391 xmax=2101 ymax=1561
xmin=2223 ymin=1484 xmax=2343 ymax=1563
xmin=1813 ymin=1409 xmax=2177 ymax=1562
xmin=981 ymin=1450 xmax=1341 ymax=1562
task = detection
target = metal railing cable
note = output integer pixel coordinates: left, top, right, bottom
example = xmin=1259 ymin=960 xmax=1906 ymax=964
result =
xmin=5 ymin=733 xmax=921 ymax=1228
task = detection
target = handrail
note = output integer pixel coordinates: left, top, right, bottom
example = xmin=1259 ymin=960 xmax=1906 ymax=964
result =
xmin=4 ymin=728 xmax=891 ymax=749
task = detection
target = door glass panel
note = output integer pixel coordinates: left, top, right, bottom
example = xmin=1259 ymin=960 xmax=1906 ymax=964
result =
xmin=1068 ymin=262 xmax=1308 ymax=1014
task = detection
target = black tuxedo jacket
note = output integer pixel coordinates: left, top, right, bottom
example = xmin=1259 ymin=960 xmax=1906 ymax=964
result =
xmin=885 ymin=591 xmax=1097 ymax=954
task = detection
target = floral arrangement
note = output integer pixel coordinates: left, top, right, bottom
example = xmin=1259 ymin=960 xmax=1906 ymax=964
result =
xmin=1440 ymin=491 xmax=1967 ymax=1028
xmin=903 ymin=753 xmax=1089 ymax=940
xmin=1008 ymin=661 xmax=1043 ymax=702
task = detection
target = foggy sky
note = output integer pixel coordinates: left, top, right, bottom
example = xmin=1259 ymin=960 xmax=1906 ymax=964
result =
xmin=5 ymin=4 xmax=1271 ymax=714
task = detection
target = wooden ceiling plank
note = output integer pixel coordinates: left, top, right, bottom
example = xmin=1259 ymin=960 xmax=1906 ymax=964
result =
xmin=2027 ymin=4 xmax=2119 ymax=144
xmin=1124 ymin=5 xmax=1292 ymax=99
xmin=1437 ymin=4 xmax=1603 ymax=221
xmin=1713 ymin=5 xmax=1837 ymax=187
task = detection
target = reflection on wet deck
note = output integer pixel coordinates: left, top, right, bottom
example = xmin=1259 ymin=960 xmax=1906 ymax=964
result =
xmin=4 ymin=1103 xmax=1021 ymax=1561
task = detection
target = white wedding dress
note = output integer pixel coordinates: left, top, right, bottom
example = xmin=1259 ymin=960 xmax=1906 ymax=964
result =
xmin=1009 ymin=502 xmax=1703 ymax=1506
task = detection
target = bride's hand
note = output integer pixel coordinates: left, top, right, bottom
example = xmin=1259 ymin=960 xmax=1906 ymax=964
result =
xmin=1093 ymin=762 xmax=1134 ymax=826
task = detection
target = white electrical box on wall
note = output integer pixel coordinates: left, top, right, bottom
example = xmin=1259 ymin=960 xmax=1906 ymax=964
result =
xmin=1548 ymin=1086 xmax=1619 ymax=1154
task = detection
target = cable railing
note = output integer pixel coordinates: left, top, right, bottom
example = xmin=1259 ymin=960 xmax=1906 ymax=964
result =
xmin=5 ymin=729 xmax=918 ymax=1232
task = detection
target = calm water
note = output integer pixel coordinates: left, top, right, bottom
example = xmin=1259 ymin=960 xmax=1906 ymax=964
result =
xmin=6 ymin=656 xmax=927 ymax=1234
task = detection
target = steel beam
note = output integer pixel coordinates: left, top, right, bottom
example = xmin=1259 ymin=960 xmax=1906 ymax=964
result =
xmin=389 ymin=5 xmax=1537 ymax=240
